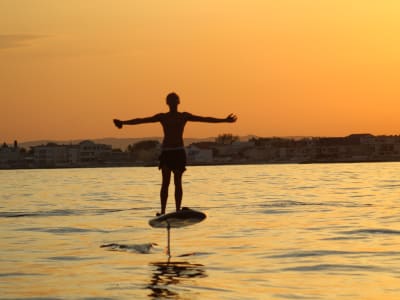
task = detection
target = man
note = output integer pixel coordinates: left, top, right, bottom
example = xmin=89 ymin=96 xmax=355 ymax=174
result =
xmin=113 ymin=92 xmax=237 ymax=215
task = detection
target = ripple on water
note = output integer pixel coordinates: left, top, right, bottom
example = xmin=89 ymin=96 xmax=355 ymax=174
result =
xmin=340 ymin=228 xmax=400 ymax=236
xmin=281 ymin=263 xmax=388 ymax=273
xmin=17 ymin=227 xmax=110 ymax=234
xmin=0 ymin=207 xmax=146 ymax=218
xmin=267 ymin=249 xmax=400 ymax=259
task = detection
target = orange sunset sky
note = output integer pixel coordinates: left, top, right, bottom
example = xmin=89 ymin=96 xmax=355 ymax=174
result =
xmin=1 ymin=1 xmax=399 ymax=143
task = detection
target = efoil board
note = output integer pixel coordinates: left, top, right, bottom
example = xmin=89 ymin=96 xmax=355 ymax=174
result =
xmin=149 ymin=208 xmax=206 ymax=229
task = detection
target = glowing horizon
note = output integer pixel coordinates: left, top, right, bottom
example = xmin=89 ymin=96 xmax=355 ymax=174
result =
xmin=1 ymin=1 xmax=399 ymax=143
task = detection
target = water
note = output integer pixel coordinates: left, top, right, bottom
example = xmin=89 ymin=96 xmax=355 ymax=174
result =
xmin=1 ymin=163 xmax=400 ymax=299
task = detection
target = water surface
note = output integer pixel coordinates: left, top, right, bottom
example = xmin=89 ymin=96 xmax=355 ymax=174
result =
xmin=1 ymin=163 xmax=400 ymax=299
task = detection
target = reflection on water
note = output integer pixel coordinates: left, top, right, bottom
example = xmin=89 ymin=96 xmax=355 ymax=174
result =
xmin=148 ymin=260 xmax=207 ymax=299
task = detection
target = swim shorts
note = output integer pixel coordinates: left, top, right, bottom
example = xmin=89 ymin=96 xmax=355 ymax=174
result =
xmin=158 ymin=148 xmax=187 ymax=172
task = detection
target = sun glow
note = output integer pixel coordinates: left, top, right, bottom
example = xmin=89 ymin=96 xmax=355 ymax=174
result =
xmin=1 ymin=1 xmax=399 ymax=142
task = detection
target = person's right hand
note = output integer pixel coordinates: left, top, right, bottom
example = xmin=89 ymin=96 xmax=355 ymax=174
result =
xmin=113 ymin=119 xmax=123 ymax=129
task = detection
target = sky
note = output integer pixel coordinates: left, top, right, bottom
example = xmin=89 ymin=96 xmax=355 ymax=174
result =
xmin=1 ymin=0 xmax=399 ymax=143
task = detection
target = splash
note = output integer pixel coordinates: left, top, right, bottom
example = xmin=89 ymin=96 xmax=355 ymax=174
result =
xmin=100 ymin=243 xmax=158 ymax=254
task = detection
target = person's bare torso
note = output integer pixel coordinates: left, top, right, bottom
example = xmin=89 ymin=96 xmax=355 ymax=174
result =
xmin=159 ymin=112 xmax=190 ymax=148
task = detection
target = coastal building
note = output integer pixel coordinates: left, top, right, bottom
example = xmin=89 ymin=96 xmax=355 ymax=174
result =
xmin=31 ymin=140 xmax=112 ymax=167
xmin=242 ymin=147 xmax=272 ymax=162
xmin=186 ymin=143 xmax=214 ymax=164
xmin=0 ymin=141 xmax=27 ymax=168
xmin=32 ymin=143 xmax=69 ymax=167
xmin=374 ymin=135 xmax=400 ymax=157
xmin=242 ymin=134 xmax=400 ymax=163
xmin=78 ymin=140 xmax=112 ymax=163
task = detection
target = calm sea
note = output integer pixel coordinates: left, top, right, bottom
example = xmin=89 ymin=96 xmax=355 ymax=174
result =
xmin=1 ymin=163 xmax=400 ymax=299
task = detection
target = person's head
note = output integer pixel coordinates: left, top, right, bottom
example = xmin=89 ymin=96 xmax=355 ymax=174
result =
xmin=166 ymin=93 xmax=180 ymax=107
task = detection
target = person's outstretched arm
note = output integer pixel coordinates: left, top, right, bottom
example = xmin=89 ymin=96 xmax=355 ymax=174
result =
xmin=113 ymin=114 xmax=161 ymax=129
xmin=186 ymin=113 xmax=237 ymax=123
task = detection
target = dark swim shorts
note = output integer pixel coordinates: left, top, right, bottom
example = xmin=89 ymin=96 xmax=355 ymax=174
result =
xmin=158 ymin=149 xmax=187 ymax=172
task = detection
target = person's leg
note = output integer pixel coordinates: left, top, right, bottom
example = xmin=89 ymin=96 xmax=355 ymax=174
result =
xmin=173 ymin=171 xmax=183 ymax=211
xmin=160 ymin=167 xmax=171 ymax=214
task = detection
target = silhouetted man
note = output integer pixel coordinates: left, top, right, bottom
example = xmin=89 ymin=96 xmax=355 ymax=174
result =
xmin=113 ymin=92 xmax=237 ymax=215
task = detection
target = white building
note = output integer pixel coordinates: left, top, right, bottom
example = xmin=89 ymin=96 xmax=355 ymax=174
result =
xmin=78 ymin=140 xmax=112 ymax=163
xmin=32 ymin=143 xmax=69 ymax=167
xmin=31 ymin=140 xmax=112 ymax=167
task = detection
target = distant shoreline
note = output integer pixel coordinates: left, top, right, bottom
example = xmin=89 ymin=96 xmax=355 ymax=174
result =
xmin=2 ymin=159 xmax=399 ymax=171
xmin=2 ymin=133 xmax=400 ymax=170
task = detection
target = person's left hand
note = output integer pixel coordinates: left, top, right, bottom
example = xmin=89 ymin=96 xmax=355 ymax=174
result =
xmin=226 ymin=114 xmax=237 ymax=123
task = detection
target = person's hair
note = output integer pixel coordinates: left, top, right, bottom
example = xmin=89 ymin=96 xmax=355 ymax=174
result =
xmin=166 ymin=93 xmax=180 ymax=106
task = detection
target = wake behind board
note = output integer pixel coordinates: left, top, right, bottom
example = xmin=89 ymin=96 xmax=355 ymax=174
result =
xmin=149 ymin=208 xmax=206 ymax=229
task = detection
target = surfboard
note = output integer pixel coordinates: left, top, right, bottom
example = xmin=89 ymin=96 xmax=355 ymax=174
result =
xmin=149 ymin=208 xmax=206 ymax=229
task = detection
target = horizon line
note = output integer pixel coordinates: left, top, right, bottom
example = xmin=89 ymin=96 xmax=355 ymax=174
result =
xmin=8 ymin=132 xmax=400 ymax=145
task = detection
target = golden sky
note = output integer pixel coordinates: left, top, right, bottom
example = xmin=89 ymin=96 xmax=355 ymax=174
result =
xmin=1 ymin=0 xmax=399 ymax=142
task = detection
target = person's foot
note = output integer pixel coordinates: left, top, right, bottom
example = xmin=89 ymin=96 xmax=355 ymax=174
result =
xmin=156 ymin=212 xmax=164 ymax=216
xmin=175 ymin=207 xmax=190 ymax=212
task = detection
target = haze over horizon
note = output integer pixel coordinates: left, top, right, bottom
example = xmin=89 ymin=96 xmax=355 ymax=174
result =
xmin=1 ymin=1 xmax=399 ymax=143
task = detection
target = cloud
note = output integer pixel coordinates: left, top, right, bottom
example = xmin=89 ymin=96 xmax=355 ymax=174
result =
xmin=0 ymin=34 xmax=46 ymax=49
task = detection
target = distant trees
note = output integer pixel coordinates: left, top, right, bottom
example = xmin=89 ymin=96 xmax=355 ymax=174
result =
xmin=215 ymin=133 xmax=239 ymax=145
xmin=127 ymin=140 xmax=160 ymax=152
xmin=127 ymin=140 xmax=160 ymax=162
xmin=1 ymin=141 xmax=27 ymax=153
